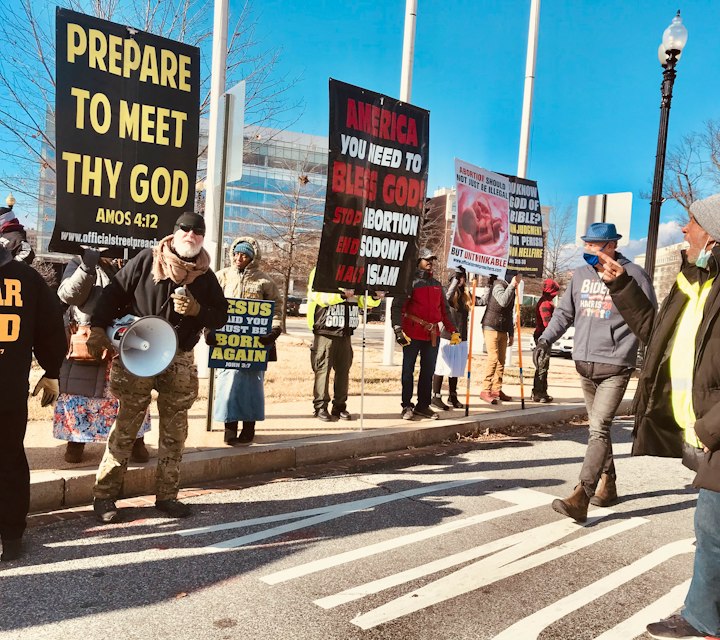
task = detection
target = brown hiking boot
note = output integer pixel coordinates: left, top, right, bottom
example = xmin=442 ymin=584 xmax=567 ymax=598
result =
xmin=590 ymin=473 xmax=618 ymax=506
xmin=64 ymin=442 xmax=85 ymax=463
xmin=130 ymin=438 xmax=150 ymax=463
xmin=552 ymin=485 xmax=590 ymax=522
xmin=479 ymin=391 xmax=498 ymax=405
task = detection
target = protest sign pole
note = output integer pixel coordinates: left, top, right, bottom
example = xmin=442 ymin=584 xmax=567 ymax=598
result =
xmin=514 ymin=289 xmax=526 ymax=410
xmin=464 ymin=277 xmax=478 ymax=417
xmin=359 ymin=292 xmax=369 ymax=431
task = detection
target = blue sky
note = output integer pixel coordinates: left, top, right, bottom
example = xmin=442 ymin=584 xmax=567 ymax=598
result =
xmin=5 ymin=1 xmax=719 ymax=256
xmin=247 ymin=0 xmax=720 ymax=252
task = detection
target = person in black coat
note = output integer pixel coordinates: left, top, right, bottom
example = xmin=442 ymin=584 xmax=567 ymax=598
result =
xmin=600 ymin=194 xmax=720 ymax=640
xmin=0 ymin=244 xmax=66 ymax=562
xmin=87 ymin=212 xmax=228 ymax=524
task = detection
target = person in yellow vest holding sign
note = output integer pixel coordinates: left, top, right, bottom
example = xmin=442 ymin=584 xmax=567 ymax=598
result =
xmin=600 ymin=194 xmax=720 ymax=640
xmin=307 ymin=267 xmax=383 ymax=421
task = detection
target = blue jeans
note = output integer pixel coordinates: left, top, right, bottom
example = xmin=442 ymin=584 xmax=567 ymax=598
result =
xmin=683 ymin=488 xmax=720 ymax=636
xmin=401 ymin=338 xmax=439 ymax=409
xmin=578 ymin=369 xmax=631 ymax=496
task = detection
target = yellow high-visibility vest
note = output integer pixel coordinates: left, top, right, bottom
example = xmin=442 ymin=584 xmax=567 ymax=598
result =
xmin=669 ymin=272 xmax=715 ymax=447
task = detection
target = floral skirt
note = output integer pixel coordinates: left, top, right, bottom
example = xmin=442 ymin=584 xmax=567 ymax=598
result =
xmin=52 ymin=366 xmax=151 ymax=443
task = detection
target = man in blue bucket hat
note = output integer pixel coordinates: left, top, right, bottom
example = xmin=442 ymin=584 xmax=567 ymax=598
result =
xmin=533 ymin=221 xmax=656 ymax=522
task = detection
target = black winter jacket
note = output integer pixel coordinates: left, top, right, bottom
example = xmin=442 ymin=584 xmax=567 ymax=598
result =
xmin=0 ymin=246 xmax=66 ymax=401
xmin=481 ymin=279 xmax=515 ymax=335
xmin=91 ymin=247 xmax=228 ymax=352
xmin=607 ymin=248 xmax=720 ymax=492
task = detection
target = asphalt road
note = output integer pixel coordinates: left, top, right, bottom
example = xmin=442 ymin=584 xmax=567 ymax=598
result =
xmin=0 ymin=420 xmax=697 ymax=640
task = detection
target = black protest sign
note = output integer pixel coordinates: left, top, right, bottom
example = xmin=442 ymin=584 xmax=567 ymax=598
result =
xmin=51 ymin=8 xmax=200 ymax=257
xmin=506 ymin=175 xmax=544 ymax=277
xmin=313 ymin=79 xmax=429 ymax=294
xmin=208 ymin=299 xmax=275 ymax=371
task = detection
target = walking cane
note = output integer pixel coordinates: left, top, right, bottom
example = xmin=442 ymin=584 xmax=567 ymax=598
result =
xmin=514 ymin=288 xmax=526 ymax=410
xmin=464 ymin=277 xmax=478 ymax=417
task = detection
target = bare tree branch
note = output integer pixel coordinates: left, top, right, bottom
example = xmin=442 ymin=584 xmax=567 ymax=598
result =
xmin=543 ymin=203 xmax=577 ymax=283
xmin=0 ymin=0 xmax=301 ymax=224
xmin=655 ymin=118 xmax=720 ymax=216
xmin=244 ymin=157 xmax=324 ymax=332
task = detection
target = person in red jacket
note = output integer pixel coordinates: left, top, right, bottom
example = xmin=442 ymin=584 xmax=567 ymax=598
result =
xmin=391 ymin=247 xmax=460 ymax=420
xmin=532 ymin=278 xmax=560 ymax=402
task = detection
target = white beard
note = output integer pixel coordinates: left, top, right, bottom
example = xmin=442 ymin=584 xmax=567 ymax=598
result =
xmin=173 ymin=236 xmax=202 ymax=259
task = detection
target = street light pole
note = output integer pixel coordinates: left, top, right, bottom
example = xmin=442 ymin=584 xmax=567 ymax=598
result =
xmin=646 ymin=11 xmax=688 ymax=281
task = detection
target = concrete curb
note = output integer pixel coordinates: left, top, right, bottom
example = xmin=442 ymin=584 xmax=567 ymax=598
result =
xmin=29 ymin=400 xmax=632 ymax=514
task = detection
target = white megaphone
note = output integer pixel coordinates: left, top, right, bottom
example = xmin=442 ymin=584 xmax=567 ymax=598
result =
xmin=106 ymin=314 xmax=178 ymax=377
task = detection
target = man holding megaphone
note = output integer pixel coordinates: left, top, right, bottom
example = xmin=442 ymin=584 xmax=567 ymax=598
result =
xmin=86 ymin=212 xmax=228 ymax=524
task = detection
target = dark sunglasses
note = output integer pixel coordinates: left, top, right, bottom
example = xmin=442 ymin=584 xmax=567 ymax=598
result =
xmin=178 ymin=223 xmax=205 ymax=236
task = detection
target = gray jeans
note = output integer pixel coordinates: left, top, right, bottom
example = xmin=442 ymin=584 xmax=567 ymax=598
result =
xmin=576 ymin=364 xmax=632 ymax=496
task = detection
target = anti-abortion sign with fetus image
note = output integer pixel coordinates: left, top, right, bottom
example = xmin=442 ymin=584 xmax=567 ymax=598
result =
xmin=449 ymin=159 xmax=511 ymax=277
xmin=208 ymin=299 xmax=275 ymax=371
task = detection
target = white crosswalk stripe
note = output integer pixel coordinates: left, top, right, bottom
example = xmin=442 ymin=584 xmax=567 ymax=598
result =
xmin=315 ymin=514 xmax=619 ymax=610
xmin=255 ymin=483 xmax=693 ymax=638
xmin=490 ymin=539 xmax=695 ymax=639
xmin=264 ymin=487 xmax=552 ymax=585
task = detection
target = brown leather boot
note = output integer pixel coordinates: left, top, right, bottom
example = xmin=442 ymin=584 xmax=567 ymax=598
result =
xmin=552 ymin=485 xmax=590 ymax=522
xmin=590 ymin=473 xmax=618 ymax=506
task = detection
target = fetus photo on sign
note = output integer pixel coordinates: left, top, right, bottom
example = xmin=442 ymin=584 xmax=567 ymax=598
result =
xmin=454 ymin=186 xmax=509 ymax=258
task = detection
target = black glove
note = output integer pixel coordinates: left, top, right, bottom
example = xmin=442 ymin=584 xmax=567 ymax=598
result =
xmin=533 ymin=338 xmax=550 ymax=368
xmin=80 ymin=244 xmax=108 ymax=269
xmin=258 ymin=326 xmax=281 ymax=346
xmin=80 ymin=246 xmax=103 ymax=269
xmin=394 ymin=326 xmax=410 ymax=346
xmin=204 ymin=329 xmax=218 ymax=346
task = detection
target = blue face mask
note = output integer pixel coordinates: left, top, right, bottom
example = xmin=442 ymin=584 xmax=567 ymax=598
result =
xmin=583 ymin=252 xmax=600 ymax=267
xmin=583 ymin=241 xmax=609 ymax=267
xmin=695 ymin=239 xmax=714 ymax=269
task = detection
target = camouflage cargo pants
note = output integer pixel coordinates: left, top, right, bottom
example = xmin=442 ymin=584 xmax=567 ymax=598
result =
xmin=93 ymin=350 xmax=198 ymax=501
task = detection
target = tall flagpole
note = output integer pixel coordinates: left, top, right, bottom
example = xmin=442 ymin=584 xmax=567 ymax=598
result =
xmin=513 ymin=0 xmax=540 ymax=407
xmin=205 ymin=0 xmax=229 ymax=272
xmin=383 ymin=0 xmax=418 ymax=366
xmin=517 ymin=0 xmax=540 ymax=180
xmin=201 ymin=0 xmax=229 ymax=425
